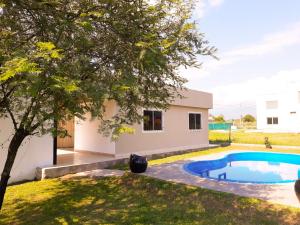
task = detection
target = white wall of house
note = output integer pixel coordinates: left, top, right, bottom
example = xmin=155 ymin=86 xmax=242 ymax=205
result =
xmin=74 ymin=89 xmax=212 ymax=157
xmin=0 ymin=118 xmax=53 ymax=183
xmin=115 ymin=105 xmax=210 ymax=157
xmin=74 ymin=117 xmax=115 ymax=155
xmin=257 ymin=88 xmax=300 ymax=132
xmin=74 ymin=101 xmax=117 ymax=155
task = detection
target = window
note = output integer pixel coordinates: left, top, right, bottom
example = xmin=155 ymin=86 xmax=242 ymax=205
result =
xmin=189 ymin=113 xmax=201 ymax=130
xmin=266 ymin=101 xmax=278 ymax=109
xmin=267 ymin=117 xmax=278 ymax=125
xmin=143 ymin=110 xmax=162 ymax=131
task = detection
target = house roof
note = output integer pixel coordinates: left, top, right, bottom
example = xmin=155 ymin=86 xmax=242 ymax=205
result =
xmin=170 ymin=89 xmax=213 ymax=109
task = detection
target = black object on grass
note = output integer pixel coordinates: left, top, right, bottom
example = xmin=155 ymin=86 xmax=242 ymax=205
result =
xmin=129 ymin=154 xmax=148 ymax=173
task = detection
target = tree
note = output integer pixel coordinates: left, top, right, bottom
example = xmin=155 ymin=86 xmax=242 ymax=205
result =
xmin=213 ymin=115 xmax=225 ymax=123
xmin=0 ymin=0 xmax=216 ymax=209
xmin=243 ymin=114 xmax=256 ymax=123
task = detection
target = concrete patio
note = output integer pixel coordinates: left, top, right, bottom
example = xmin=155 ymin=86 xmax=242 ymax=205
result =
xmin=143 ymin=151 xmax=300 ymax=208
xmin=36 ymin=149 xmax=129 ymax=180
xmin=36 ymin=146 xmax=218 ymax=181
xmin=57 ymin=149 xmax=115 ymax=166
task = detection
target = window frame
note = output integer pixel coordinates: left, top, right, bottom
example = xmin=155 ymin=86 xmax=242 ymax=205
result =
xmin=267 ymin=117 xmax=279 ymax=125
xmin=188 ymin=112 xmax=202 ymax=131
xmin=142 ymin=109 xmax=164 ymax=133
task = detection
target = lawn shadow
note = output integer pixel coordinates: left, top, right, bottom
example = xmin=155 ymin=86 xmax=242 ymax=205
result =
xmin=1 ymin=173 xmax=300 ymax=225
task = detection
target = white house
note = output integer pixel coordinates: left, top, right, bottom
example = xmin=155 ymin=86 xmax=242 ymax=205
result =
xmin=0 ymin=89 xmax=213 ymax=183
xmin=257 ymin=85 xmax=300 ymax=132
xmin=0 ymin=119 xmax=53 ymax=183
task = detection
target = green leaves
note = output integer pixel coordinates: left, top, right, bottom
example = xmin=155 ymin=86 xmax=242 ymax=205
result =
xmin=0 ymin=42 xmax=63 ymax=82
xmin=35 ymin=42 xmax=63 ymax=60
xmin=51 ymin=76 xmax=79 ymax=93
xmin=112 ymin=125 xmax=135 ymax=140
xmin=0 ymin=57 xmax=41 ymax=81
xmin=180 ymin=23 xmax=196 ymax=34
xmin=0 ymin=0 xmax=216 ymax=140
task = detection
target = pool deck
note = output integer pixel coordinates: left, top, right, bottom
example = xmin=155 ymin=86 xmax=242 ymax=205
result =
xmin=144 ymin=150 xmax=300 ymax=208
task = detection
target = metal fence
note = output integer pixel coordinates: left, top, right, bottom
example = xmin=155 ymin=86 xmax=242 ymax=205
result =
xmin=209 ymin=123 xmax=232 ymax=131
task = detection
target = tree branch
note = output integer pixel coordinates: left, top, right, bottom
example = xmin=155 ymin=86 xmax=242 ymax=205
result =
xmin=0 ymin=85 xmax=18 ymax=130
xmin=5 ymin=105 xmax=18 ymax=131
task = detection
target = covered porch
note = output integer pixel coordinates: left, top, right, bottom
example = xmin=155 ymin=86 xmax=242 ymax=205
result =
xmin=57 ymin=148 xmax=115 ymax=166
xmin=36 ymin=149 xmax=128 ymax=180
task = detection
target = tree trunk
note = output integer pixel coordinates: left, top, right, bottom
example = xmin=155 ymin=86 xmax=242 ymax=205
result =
xmin=0 ymin=130 xmax=27 ymax=210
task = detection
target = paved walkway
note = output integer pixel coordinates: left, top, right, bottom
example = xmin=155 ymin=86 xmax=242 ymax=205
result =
xmin=144 ymin=151 xmax=300 ymax=208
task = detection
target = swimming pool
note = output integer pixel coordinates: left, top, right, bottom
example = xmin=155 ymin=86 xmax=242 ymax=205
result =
xmin=183 ymin=152 xmax=300 ymax=184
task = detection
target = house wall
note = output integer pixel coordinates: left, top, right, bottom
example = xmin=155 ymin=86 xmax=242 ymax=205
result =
xmin=257 ymin=89 xmax=300 ymax=132
xmin=0 ymin=118 xmax=53 ymax=183
xmin=74 ymin=101 xmax=117 ymax=155
xmin=173 ymin=89 xmax=213 ymax=109
xmin=115 ymin=105 xmax=209 ymax=157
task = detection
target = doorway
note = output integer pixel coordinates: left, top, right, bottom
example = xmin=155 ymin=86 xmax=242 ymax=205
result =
xmin=57 ymin=118 xmax=75 ymax=149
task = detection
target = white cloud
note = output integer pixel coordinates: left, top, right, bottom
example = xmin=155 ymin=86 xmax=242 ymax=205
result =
xmin=194 ymin=0 xmax=206 ymax=19
xmin=194 ymin=0 xmax=224 ymax=19
xmin=179 ymin=66 xmax=210 ymax=85
xmin=182 ymin=21 xmax=300 ymax=83
xmin=205 ymin=69 xmax=300 ymax=118
xmin=210 ymin=69 xmax=300 ymax=107
xmin=208 ymin=0 xmax=224 ymax=7
xmin=202 ymin=21 xmax=300 ymax=74
xmin=227 ymin=22 xmax=300 ymax=57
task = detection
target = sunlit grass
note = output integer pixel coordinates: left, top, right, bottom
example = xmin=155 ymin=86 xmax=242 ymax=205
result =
xmin=149 ymin=145 xmax=300 ymax=166
xmin=1 ymin=173 xmax=300 ymax=225
xmin=209 ymin=130 xmax=300 ymax=146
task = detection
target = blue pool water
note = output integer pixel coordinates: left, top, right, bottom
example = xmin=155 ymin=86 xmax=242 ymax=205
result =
xmin=183 ymin=152 xmax=300 ymax=184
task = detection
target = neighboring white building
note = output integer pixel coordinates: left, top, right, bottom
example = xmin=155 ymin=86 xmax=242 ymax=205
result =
xmin=257 ymin=85 xmax=300 ymax=132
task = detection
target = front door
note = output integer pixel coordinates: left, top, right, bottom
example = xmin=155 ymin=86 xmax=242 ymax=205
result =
xmin=57 ymin=118 xmax=74 ymax=148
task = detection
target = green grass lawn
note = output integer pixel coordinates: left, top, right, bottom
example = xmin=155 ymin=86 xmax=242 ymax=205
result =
xmin=209 ymin=130 xmax=300 ymax=146
xmin=2 ymin=145 xmax=300 ymax=224
xmin=1 ymin=173 xmax=300 ymax=225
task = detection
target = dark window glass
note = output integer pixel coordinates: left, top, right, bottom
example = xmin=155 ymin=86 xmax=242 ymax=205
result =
xmin=143 ymin=110 xmax=162 ymax=131
xmin=189 ymin=113 xmax=201 ymax=130
xmin=267 ymin=117 xmax=272 ymax=125
xmin=153 ymin=111 xmax=162 ymax=130
xmin=196 ymin=114 xmax=201 ymax=129
xmin=189 ymin=114 xmax=195 ymax=129
xmin=143 ymin=110 xmax=153 ymax=130
xmin=267 ymin=117 xmax=279 ymax=125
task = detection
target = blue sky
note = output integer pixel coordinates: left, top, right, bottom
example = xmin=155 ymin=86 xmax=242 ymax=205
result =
xmin=182 ymin=0 xmax=300 ymax=119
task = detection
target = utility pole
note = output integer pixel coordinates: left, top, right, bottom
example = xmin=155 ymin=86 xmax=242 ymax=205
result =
xmin=240 ymin=103 xmax=243 ymax=128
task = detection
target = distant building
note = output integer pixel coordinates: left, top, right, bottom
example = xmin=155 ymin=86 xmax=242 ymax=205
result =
xmin=257 ymin=85 xmax=300 ymax=132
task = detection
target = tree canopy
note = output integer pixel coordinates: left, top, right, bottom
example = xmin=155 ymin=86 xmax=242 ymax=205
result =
xmin=0 ymin=0 xmax=216 ymax=137
xmin=0 ymin=0 xmax=216 ymax=209
xmin=242 ymin=114 xmax=256 ymax=123
xmin=213 ymin=115 xmax=225 ymax=123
